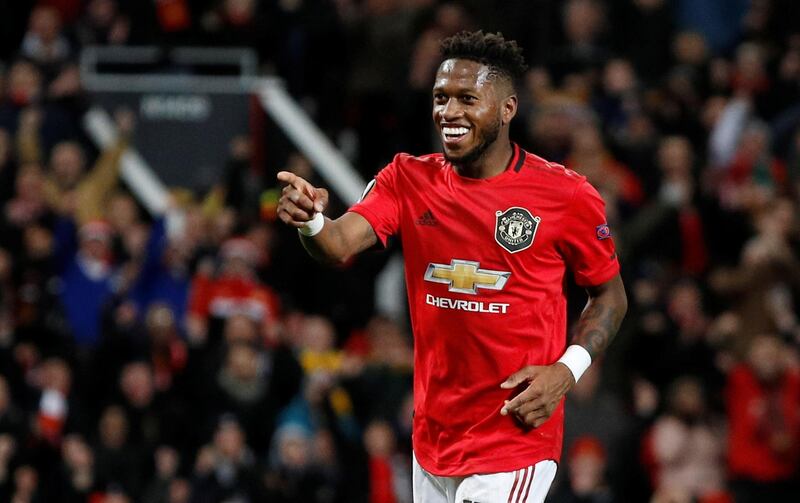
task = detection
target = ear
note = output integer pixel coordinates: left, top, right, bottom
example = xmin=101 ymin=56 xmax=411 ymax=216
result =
xmin=501 ymin=95 xmax=518 ymax=125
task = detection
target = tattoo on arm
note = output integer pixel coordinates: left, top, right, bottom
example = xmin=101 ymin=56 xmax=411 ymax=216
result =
xmin=572 ymin=292 xmax=626 ymax=360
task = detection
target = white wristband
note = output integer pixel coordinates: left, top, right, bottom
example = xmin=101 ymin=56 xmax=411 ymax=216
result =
xmin=298 ymin=212 xmax=325 ymax=236
xmin=557 ymin=345 xmax=592 ymax=383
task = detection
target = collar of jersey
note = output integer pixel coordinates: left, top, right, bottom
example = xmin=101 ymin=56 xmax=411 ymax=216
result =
xmin=446 ymin=142 xmax=525 ymax=185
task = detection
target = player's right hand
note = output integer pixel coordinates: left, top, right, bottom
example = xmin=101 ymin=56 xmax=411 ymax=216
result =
xmin=276 ymin=171 xmax=329 ymax=228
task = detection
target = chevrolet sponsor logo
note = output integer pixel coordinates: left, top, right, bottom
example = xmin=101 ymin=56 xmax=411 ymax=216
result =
xmin=426 ymin=294 xmax=509 ymax=314
xmin=424 ymin=259 xmax=510 ymax=295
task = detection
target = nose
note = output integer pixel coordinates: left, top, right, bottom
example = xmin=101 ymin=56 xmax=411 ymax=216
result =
xmin=440 ymin=98 xmax=463 ymax=121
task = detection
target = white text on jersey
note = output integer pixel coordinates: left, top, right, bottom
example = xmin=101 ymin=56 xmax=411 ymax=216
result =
xmin=426 ymin=294 xmax=510 ymax=314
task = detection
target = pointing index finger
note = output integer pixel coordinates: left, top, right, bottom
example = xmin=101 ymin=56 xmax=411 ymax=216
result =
xmin=277 ymin=170 xmax=298 ymax=186
xmin=277 ymin=171 xmax=316 ymax=200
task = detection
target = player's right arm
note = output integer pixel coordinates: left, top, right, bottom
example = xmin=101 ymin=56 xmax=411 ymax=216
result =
xmin=276 ymin=171 xmax=378 ymax=265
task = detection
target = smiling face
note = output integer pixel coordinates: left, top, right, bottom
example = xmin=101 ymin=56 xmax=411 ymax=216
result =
xmin=432 ymin=59 xmax=517 ymax=169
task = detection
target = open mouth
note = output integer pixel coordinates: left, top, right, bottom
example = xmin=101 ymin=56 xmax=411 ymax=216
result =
xmin=442 ymin=126 xmax=470 ymax=144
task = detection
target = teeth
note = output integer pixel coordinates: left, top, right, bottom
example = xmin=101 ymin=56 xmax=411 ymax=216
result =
xmin=443 ymin=126 xmax=468 ymax=136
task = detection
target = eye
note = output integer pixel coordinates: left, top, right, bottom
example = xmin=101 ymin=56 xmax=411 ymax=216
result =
xmin=433 ymin=93 xmax=447 ymax=103
xmin=461 ymin=95 xmax=477 ymax=103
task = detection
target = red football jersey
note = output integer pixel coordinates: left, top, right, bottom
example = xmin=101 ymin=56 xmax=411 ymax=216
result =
xmin=349 ymin=144 xmax=619 ymax=476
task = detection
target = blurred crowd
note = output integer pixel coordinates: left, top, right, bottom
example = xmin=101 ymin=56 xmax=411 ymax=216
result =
xmin=0 ymin=0 xmax=800 ymax=502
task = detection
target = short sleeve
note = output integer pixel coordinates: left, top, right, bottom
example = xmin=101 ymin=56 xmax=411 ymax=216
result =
xmin=347 ymin=155 xmax=402 ymax=247
xmin=559 ymin=180 xmax=620 ymax=286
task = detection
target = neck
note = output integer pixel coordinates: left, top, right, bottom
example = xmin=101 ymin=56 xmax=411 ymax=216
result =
xmin=453 ymin=137 xmax=514 ymax=179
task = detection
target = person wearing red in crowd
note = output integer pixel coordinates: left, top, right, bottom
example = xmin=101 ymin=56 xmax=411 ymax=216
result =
xmin=277 ymin=31 xmax=627 ymax=502
xmin=187 ymin=237 xmax=280 ymax=344
xmin=549 ymin=436 xmax=616 ymax=503
xmin=726 ymin=334 xmax=800 ymax=503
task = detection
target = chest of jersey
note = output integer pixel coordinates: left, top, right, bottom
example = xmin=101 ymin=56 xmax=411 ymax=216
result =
xmin=397 ymin=170 xmax=571 ymax=298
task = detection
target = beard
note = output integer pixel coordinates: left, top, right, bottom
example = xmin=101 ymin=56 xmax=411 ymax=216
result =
xmin=443 ymin=115 xmax=502 ymax=167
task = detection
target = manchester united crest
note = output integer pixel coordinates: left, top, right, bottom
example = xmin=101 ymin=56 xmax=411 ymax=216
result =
xmin=495 ymin=207 xmax=540 ymax=253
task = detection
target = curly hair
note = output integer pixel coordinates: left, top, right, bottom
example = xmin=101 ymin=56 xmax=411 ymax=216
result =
xmin=440 ymin=30 xmax=528 ymax=83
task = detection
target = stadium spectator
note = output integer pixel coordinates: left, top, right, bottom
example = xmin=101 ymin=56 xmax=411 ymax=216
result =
xmin=0 ymin=59 xmax=79 ymax=151
xmin=54 ymin=218 xmax=117 ymax=347
xmin=20 ymin=5 xmax=71 ymax=66
xmin=726 ymin=334 xmax=800 ymax=502
xmin=191 ymin=415 xmax=260 ymax=503
xmin=7 ymin=463 xmax=40 ymax=503
xmin=0 ymin=433 xmax=18 ymax=499
xmin=127 ymin=216 xmax=193 ymax=328
xmin=208 ymin=341 xmax=276 ymax=452
xmin=263 ymin=422 xmax=329 ymax=503
xmin=549 ymin=436 xmax=616 ymax=503
xmin=44 ymin=109 xmax=133 ymax=223
xmin=74 ymin=0 xmax=130 ymax=47
xmin=612 ymin=0 xmax=674 ymax=85
xmin=117 ymin=362 xmax=176 ymax=450
xmin=141 ymin=445 xmax=182 ymax=503
xmin=198 ymin=0 xmax=263 ymax=50
xmin=0 ymin=376 xmax=25 ymax=442
xmin=551 ymin=0 xmax=610 ymax=78
xmin=363 ymin=419 xmax=412 ymax=503
xmin=140 ymin=304 xmax=187 ymax=393
xmin=649 ymin=376 xmax=726 ymax=501
xmin=5 ymin=163 xmax=50 ymax=236
xmin=710 ymin=199 xmax=800 ymax=345
xmin=32 ymin=357 xmax=75 ymax=447
xmin=50 ymin=434 xmax=97 ymax=502
xmin=345 ymin=315 xmax=412 ymax=424
xmin=562 ymin=363 xmax=631 ymax=496
xmin=564 ymin=122 xmax=645 ymax=219
xmin=93 ymin=404 xmax=143 ymax=497
xmin=186 ymin=236 xmax=281 ymax=345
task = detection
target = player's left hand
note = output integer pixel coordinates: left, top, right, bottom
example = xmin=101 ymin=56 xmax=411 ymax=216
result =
xmin=499 ymin=363 xmax=575 ymax=428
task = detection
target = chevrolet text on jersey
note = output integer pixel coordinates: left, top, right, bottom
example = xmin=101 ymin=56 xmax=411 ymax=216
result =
xmin=425 ymin=294 xmax=510 ymax=313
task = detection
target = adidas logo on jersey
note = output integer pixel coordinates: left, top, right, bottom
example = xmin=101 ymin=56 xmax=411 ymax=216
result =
xmin=416 ymin=209 xmax=438 ymax=226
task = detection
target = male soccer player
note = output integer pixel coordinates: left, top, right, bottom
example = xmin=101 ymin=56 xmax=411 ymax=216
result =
xmin=277 ymin=31 xmax=627 ymax=503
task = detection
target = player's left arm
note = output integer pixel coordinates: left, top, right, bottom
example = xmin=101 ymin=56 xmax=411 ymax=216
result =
xmin=500 ymin=273 xmax=627 ymax=428
xmin=570 ymin=272 xmax=627 ymax=359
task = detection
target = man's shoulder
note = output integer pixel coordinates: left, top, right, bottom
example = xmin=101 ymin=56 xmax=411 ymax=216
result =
xmin=519 ymin=150 xmax=586 ymax=193
xmin=390 ymin=152 xmax=445 ymax=169
xmin=522 ymin=152 xmax=583 ymax=181
xmin=381 ymin=152 xmax=445 ymax=183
